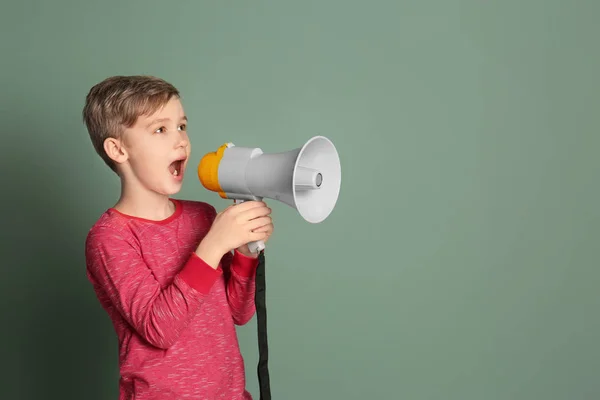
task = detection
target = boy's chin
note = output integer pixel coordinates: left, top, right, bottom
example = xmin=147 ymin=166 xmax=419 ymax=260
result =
xmin=154 ymin=178 xmax=184 ymax=196
xmin=165 ymin=182 xmax=184 ymax=195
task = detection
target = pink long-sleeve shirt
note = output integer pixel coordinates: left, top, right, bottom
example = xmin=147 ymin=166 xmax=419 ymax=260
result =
xmin=85 ymin=198 xmax=258 ymax=400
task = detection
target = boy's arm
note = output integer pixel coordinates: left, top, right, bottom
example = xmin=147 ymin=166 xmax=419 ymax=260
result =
xmin=86 ymin=226 xmax=221 ymax=349
xmin=220 ymin=249 xmax=259 ymax=325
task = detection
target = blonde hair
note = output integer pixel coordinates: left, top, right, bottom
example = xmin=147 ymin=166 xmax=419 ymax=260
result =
xmin=82 ymin=75 xmax=180 ymax=172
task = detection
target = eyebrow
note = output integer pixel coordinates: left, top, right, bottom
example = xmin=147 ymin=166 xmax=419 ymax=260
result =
xmin=146 ymin=116 xmax=188 ymax=128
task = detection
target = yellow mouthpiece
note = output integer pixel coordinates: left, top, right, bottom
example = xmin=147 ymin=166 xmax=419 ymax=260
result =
xmin=197 ymin=143 xmax=228 ymax=199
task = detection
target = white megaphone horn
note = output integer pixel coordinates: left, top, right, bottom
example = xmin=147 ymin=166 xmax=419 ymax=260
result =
xmin=197 ymin=136 xmax=341 ymax=253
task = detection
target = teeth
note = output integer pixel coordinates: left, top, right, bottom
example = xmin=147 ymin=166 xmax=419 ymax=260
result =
xmin=173 ymin=170 xmax=179 ymax=176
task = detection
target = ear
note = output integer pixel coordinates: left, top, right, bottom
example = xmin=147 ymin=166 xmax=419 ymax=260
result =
xmin=104 ymin=137 xmax=128 ymax=165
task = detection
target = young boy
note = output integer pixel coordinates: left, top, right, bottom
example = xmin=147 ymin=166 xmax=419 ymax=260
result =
xmin=82 ymin=75 xmax=273 ymax=400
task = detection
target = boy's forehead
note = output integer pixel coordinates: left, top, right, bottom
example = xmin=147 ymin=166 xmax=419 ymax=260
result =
xmin=136 ymin=98 xmax=186 ymax=126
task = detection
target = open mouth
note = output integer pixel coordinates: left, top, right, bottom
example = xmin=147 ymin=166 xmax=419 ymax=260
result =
xmin=169 ymin=157 xmax=186 ymax=177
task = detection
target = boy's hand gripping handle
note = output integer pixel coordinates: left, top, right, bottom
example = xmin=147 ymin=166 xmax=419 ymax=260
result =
xmin=234 ymin=198 xmax=266 ymax=253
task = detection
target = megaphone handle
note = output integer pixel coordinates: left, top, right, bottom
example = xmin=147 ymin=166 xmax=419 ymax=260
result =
xmin=234 ymin=198 xmax=266 ymax=254
xmin=248 ymin=239 xmax=266 ymax=254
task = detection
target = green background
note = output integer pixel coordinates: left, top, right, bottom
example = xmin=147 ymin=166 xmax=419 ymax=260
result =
xmin=1 ymin=1 xmax=599 ymax=399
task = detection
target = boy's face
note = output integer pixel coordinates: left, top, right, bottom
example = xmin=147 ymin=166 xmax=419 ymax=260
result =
xmin=115 ymin=97 xmax=191 ymax=196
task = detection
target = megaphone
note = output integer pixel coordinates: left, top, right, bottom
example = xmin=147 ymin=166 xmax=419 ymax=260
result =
xmin=197 ymin=135 xmax=341 ymax=253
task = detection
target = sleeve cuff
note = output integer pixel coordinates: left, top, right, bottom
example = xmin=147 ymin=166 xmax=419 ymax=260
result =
xmin=179 ymin=253 xmax=222 ymax=294
xmin=231 ymin=249 xmax=260 ymax=277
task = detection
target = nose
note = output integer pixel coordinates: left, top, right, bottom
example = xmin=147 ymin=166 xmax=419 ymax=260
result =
xmin=176 ymin=130 xmax=189 ymax=149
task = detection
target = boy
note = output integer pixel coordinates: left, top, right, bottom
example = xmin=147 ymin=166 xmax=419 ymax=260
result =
xmin=82 ymin=75 xmax=273 ymax=400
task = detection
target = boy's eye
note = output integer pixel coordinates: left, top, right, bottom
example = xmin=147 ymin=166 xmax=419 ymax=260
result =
xmin=155 ymin=126 xmax=166 ymax=134
xmin=178 ymin=124 xmax=187 ymax=131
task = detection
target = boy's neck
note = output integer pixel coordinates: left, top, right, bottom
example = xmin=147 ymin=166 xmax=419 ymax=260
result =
xmin=113 ymin=180 xmax=176 ymax=221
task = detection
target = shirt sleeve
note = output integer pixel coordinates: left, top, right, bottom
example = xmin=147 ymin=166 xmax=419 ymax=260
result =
xmin=85 ymin=225 xmax=222 ymax=349
xmin=220 ymin=249 xmax=259 ymax=325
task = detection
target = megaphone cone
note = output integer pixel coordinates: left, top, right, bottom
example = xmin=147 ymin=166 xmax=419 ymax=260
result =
xmin=245 ymin=136 xmax=341 ymax=223
xmin=294 ymin=136 xmax=341 ymax=223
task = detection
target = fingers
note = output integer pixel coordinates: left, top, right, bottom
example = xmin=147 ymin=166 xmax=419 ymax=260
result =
xmin=218 ymin=201 xmax=273 ymax=241
xmin=251 ymin=223 xmax=273 ymax=233
xmin=247 ymin=216 xmax=272 ymax=231
xmin=249 ymin=214 xmax=273 ymax=233
xmin=249 ymin=229 xmax=270 ymax=242
xmin=233 ymin=200 xmax=267 ymax=212
xmin=237 ymin=203 xmax=271 ymax=221
xmin=221 ymin=200 xmax=268 ymax=216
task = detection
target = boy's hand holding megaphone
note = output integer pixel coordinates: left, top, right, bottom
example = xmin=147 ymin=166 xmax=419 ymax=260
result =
xmin=195 ymin=200 xmax=273 ymax=267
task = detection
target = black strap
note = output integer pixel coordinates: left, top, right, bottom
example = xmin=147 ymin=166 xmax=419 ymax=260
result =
xmin=255 ymin=251 xmax=271 ymax=399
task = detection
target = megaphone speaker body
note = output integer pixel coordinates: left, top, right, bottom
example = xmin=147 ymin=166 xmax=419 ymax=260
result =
xmin=198 ymin=135 xmax=341 ymax=252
